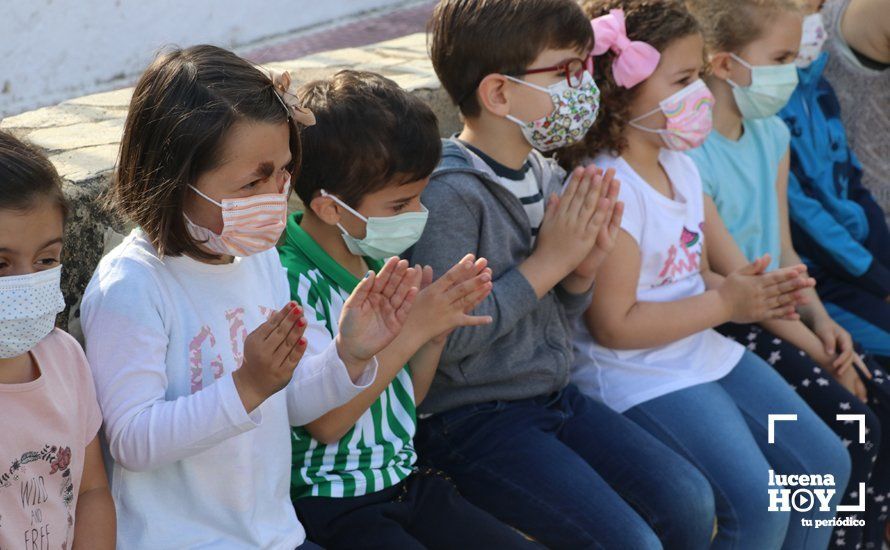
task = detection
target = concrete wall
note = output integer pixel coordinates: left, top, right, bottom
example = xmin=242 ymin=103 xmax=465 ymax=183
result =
xmin=0 ymin=32 xmax=460 ymax=335
xmin=0 ymin=0 xmax=410 ymax=117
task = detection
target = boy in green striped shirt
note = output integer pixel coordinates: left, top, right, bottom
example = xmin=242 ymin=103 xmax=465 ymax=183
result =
xmin=278 ymin=70 xmax=537 ymax=548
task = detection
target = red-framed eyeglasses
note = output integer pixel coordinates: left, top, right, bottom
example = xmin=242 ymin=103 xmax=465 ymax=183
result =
xmin=506 ymin=54 xmax=595 ymax=88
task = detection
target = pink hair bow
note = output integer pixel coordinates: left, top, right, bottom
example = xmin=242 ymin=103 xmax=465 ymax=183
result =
xmin=591 ymin=9 xmax=661 ymax=88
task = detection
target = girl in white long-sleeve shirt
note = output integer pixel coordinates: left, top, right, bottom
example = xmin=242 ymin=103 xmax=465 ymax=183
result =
xmin=80 ymin=44 xmax=419 ymax=549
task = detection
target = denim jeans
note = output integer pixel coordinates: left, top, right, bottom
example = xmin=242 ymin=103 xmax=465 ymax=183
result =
xmin=625 ymin=350 xmax=852 ymax=550
xmin=415 ymin=383 xmax=715 ymax=549
xmin=294 ymin=469 xmax=538 ymax=549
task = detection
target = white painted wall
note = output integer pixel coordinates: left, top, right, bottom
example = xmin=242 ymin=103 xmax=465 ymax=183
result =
xmin=0 ymin=0 xmax=404 ymax=117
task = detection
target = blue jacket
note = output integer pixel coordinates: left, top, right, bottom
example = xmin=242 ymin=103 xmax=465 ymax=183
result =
xmin=780 ymin=52 xmax=890 ymax=298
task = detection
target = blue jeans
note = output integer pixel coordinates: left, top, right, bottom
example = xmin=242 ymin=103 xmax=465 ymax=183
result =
xmin=625 ymin=351 xmax=852 ymax=550
xmin=415 ymin=383 xmax=715 ymax=549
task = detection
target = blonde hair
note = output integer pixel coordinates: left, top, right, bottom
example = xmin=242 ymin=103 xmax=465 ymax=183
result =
xmin=685 ymin=0 xmax=803 ymax=53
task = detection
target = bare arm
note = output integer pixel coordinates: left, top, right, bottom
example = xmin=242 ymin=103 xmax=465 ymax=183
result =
xmin=586 ymin=229 xmax=730 ymax=349
xmin=585 ymin=230 xmax=790 ymax=349
xmin=588 ymin=197 xmax=810 ymax=350
xmin=840 ymin=0 xmax=890 ymax=63
xmin=73 ymin=435 xmax=115 ymax=550
xmin=701 ymin=192 xmax=826 ymax=351
xmin=774 ymin=152 xmax=829 ymax=323
xmin=407 ymin=338 xmax=446 ymax=406
xmin=774 ymin=152 xmax=857 ymax=369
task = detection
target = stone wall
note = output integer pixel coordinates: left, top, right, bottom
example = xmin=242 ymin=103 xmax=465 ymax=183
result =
xmin=0 ymin=32 xmax=458 ymax=332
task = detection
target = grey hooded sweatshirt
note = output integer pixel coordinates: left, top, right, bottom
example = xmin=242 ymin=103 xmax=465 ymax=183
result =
xmin=406 ymin=138 xmax=593 ymax=415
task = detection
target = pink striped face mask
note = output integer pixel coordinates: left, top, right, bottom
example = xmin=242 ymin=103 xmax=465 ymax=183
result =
xmin=184 ymin=178 xmax=290 ymax=257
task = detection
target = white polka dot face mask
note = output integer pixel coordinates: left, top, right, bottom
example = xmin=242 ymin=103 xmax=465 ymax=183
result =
xmin=0 ymin=265 xmax=65 ymax=358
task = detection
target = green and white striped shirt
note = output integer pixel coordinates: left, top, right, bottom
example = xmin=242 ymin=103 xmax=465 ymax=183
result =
xmin=279 ymin=213 xmax=417 ymax=499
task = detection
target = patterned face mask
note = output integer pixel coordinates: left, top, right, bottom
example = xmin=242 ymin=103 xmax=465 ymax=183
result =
xmin=505 ymin=72 xmax=601 ymax=152
xmin=0 ymin=265 xmax=65 ymax=358
xmin=629 ymin=79 xmax=715 ymax=151
xmin=185 ymin=178 xmax=290 ymax=257
xmin=796 ymin=13 xmax=828 ymax=68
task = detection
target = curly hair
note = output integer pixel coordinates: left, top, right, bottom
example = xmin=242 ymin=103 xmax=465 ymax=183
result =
xmin=686 ymin=0 xmax=803 ymax=54
xmin=557 ymin=0 xmax=700 ymax=169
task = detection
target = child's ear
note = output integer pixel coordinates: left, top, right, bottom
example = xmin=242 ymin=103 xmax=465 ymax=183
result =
xmin=476 ymin=74 xmax=512 ymax=117
xmin=309 ymin=194 xmax=341 ymax=225
xmin=709 ymin=52 xmax=734 ymax=81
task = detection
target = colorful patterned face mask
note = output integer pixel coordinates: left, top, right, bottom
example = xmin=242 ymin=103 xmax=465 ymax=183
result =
xmin=629 ymin=79 xmax=715 ymax=151
xmin=185 ymin=178 xmax=290 ymax=257
xmin=505 ymin=71 xmax=601 ymax=152
xmin=0 ymin=265 xmax=65 ymax=358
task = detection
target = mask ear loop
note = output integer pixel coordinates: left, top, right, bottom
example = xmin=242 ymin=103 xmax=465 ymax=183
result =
xmin=188 ymin=185 xmax=224 ymax=208
xmin=726 ymin=53 xmax=753 ymax=89
xmin=320 ymin=190 xmax=369 ymax=223
xmin=319 ymin=189 xmax=371 ymax=243
xmin=503 ymin=75 xmax=558 ymax=127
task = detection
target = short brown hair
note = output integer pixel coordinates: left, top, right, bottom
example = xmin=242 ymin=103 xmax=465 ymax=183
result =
xmin=429 ymin=0 xmax=593 ymax=117
xmin=558 ymin=0 xmax=700 ymax=167
xmin=686 ymin=0 xmax=802 ymax=54
xmin=0 ymin=130 xmax=68 ymax=221
xmin=109 ymin=44 xmax=301 ymax=260
xmin=296 ymin=70 xmax=441 ymax=208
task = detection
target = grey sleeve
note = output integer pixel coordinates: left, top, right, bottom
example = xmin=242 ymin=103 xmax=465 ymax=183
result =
xmin=554 ymin=283 xmax=593 ymax=319
xmin=407 ymin=178 xmax=540 ymax=363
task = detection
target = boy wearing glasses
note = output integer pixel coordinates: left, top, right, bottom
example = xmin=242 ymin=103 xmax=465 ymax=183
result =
xmin=405 ymin=0 xmax=717 ymax=547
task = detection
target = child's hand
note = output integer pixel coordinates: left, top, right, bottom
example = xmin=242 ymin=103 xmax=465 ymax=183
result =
xmin=573 ymin=172 xmax=624 ymax=279
xmin=336 ymin=257 xmax=419 ymax=375
xmin=409 ymin=254 xmax=493 ymax=345
xmin=811 ymin=316 xmax=856 ymax=374
xmin=717 ymin=255 xmax=814 ymax=324
xmin=832 ymin=354 xmax=869 ymax=403
xmin=234 ymin=301 xmax=308 ymax=412
xmin=534 ymin=165 xmax=613 ymax=277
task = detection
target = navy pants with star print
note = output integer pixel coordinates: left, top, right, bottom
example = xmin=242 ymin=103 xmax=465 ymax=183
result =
xmin=719 ymin=323 xmax=890 ymax=550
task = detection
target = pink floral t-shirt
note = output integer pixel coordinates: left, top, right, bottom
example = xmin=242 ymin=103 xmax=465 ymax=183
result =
xmin=0 ymin=329 xmax=102 ymax=550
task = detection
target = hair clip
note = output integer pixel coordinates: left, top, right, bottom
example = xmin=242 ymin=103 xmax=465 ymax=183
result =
xmin=591 ymin=9 xmax=661 ymax=88
xmin=267 ymin=69 xmax=316 ymax=127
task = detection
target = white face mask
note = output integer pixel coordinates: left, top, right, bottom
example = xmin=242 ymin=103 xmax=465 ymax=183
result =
xmin=321 ymin=190 xmax=429 ymax=260
xmin=796 ymin=13 xmax=828 ymax=68
xmin=727 ymin=53 xmax=799 ymax=119
xmin=0 ymin=265 xmax=65 ymax=359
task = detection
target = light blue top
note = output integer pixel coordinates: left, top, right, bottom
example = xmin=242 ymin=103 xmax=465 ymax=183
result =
xmin=687 ymin=116 xmax=790 ymax=271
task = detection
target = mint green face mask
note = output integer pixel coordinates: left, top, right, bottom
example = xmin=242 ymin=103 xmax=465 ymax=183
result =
xmin=321 ymin=190 xmax=429 ymax=260
xmin=727 ymin=53 xmax=799 ymax=119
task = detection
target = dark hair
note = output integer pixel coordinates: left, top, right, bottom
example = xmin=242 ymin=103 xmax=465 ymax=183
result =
xmin=428 ymin=0 xmax=593 ymax=117
xmin=558 ymin=0 xmax=700 ymax=168
xmin=109 ymin=44 xmax=301 ymax=260
xmin=296 ymin=70 xmax=441 ymax=208
xmin=0 ymin=130 xmax=69 ymax=220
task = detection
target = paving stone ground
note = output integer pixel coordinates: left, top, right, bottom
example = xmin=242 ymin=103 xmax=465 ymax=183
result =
xmin=242 ymin=1 xmax=436 ymax=64
xmin=0 ymin=27 xmax=456 ymax=334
